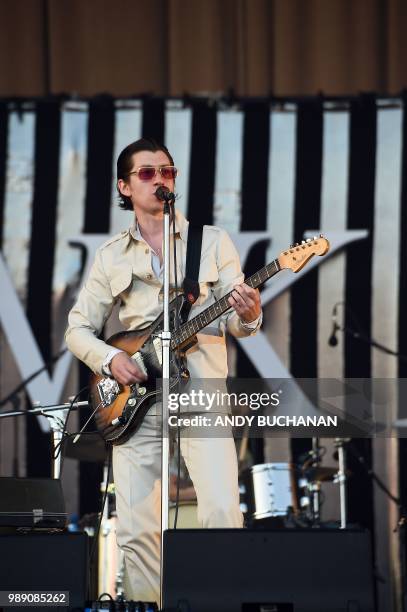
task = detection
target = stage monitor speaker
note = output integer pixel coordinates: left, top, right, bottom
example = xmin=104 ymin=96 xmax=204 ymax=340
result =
xmin=0 ymin=477 xmax=66 ymax=528
xmin=0 ymin=531 xmax=88 ymax=611
xmin=163 ymin=528 xmax=375 ymax=612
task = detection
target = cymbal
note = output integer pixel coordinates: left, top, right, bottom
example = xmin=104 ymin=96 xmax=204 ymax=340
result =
xmin=303 ymin=466 xmax=338 ymax=482
xmin=62 ymin=433 xmax=108 ymax=463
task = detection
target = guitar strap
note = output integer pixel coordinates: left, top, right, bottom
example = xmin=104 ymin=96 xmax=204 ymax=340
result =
xmin=179 ymin=224 xmax=203 ymax=324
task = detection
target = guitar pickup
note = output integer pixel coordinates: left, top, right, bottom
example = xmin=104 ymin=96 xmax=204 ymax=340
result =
xmin=153 ymin=338 xmax=163 ymax=366
xmin=97 ymin=377 xmax=120 ymax=407
xmin=131 ymin=351 xmax=148 ymax=376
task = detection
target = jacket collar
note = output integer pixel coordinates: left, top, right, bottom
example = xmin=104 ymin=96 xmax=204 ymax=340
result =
xmin=129 ymin=208 xmax=189 ymax=244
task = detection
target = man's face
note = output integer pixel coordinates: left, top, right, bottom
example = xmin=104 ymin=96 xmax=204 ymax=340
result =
xmin=118 ymin=150 xmax=175 ymax=216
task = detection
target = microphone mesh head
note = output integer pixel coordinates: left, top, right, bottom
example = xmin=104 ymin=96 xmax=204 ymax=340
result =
xmin=155 ymin=186 xmax=175 ymax=201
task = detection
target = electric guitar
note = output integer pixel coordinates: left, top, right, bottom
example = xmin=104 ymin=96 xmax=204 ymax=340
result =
xmin=90 ymin=236 xmax=330 ymax=444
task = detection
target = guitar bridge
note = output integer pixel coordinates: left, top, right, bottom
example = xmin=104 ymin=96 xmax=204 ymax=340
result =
xmin=97 ymin=377 xmax=120 ymax=407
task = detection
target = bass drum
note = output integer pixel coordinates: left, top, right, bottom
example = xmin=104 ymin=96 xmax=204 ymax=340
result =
xmin=168 ymin=502 xmax=201 ymax=528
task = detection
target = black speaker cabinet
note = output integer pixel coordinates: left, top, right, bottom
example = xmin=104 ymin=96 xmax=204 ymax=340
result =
xmin=0 ymin=477 xmax=67 ymax=528
xmin=163 ymin=528 xmax=375 ymax=612
xmin=0 ymin=531 xmax=88 ymax=611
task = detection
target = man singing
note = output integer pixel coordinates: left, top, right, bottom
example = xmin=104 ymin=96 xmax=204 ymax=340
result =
xmin=65 ymin=137 xmax=262 ymax=603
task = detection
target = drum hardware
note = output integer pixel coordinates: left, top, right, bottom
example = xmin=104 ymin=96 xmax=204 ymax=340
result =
xmin=303 ymin=466 xmax=338 ymax=482
xmin=297 ymin=476 xmax=311 ymax=512
xmin=295 ymin=439 xmax=323 ymax=525
xmin=307 ymin=438 xmax=323 ymax=524
xmin=334 ymin=438 xmax=349 ymax=529
xmin=302 ymin=438 xmax=352 ymax=528
xmin=239 ymin=482 xmax=249 ymax=516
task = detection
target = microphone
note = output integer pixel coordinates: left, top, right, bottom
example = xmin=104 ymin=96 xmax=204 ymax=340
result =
xmin=328 ymin=323 xmax=339 ymax=347
xmin=328 ymin=303 xmax=339 ymax=347
xmin=155 ymin=186 xmax=175 ymax=202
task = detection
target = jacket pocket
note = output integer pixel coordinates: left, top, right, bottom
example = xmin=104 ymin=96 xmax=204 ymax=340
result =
xmin=194 ymin=268 xmax=219 ymax=307
xmin=198 ymin=254 xmax=219 ymax=285
xmin=109 ymin=267 xmax=133 ymax=297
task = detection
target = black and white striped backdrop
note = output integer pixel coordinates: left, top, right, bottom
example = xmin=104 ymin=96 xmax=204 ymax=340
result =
xmin=0 ymin=94 xmax=405 ymax=609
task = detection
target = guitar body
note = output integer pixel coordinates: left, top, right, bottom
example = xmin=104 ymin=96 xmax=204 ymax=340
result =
xmin=90 ymin=296 xmax=192 ymax=445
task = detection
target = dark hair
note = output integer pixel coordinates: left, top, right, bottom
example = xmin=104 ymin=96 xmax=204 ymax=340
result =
xmin=116 ymin=137 xmax=174 ymax=210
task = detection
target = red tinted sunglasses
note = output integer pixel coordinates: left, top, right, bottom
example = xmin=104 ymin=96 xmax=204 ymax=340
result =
xmin=128 ymin=165 xmax=178 ymax=181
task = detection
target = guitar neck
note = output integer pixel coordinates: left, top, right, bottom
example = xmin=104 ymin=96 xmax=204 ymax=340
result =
xmin=172 ymin=258 xmax=281 ymax=349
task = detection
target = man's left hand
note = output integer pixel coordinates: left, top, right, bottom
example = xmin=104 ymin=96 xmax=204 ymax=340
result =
xmin=228 ymin=283 xmax=261 ymax=324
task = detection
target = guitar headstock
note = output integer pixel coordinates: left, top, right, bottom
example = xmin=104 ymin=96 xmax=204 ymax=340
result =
xmin=278 ymin=236 xmax=330 ymax=273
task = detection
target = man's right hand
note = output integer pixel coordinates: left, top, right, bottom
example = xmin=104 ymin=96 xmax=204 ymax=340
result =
xmin=110 ymin=352 xmax=147 ymax=385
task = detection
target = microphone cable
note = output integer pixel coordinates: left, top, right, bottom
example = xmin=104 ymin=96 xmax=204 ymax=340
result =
xmin=170 ymin=200 xmax=182 ymax=530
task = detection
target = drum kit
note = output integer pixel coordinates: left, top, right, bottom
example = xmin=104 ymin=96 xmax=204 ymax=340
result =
xmin=240 ymin=438 xmax=350 ymax=529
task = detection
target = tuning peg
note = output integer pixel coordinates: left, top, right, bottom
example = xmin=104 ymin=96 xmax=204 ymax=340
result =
xmin=306 ymin=238 xmax=311 ymax=242
xmin=313 ymin=236 xmax=317 ymax=240
xmin=301 ymin=240 xmax=305 ymax=244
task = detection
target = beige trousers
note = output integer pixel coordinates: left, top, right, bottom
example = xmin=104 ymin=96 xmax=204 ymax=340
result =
xmin=112 ymin=414 xmax=243 ymax=603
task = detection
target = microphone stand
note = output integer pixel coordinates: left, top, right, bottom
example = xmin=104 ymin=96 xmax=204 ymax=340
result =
xmin=159 ymin=191 xmax=174 ymax=608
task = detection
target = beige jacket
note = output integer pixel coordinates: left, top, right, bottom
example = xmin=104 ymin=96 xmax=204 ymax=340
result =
xmin=65 ymin=210 xmax=261 ymax=380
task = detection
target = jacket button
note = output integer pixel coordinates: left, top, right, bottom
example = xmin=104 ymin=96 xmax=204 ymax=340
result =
xmin=146 ymin=273 xmax=152 ymax=280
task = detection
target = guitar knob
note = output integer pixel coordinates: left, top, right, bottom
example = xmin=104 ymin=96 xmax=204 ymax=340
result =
xmin=138 ymin=386 xmax=147 ymax=396
xmin=128 ymin=398 xmax=136 ymax=406
xmin=181 ymin=367 xmax=190 ymax=380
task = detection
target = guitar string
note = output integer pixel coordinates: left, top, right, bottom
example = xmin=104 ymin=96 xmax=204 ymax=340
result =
xmin=127 ymin=259 xmax=280 ymax=367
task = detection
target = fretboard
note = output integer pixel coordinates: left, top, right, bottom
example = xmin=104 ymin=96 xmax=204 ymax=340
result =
xmin=172 ymin=258 xmax=280 ymax=349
